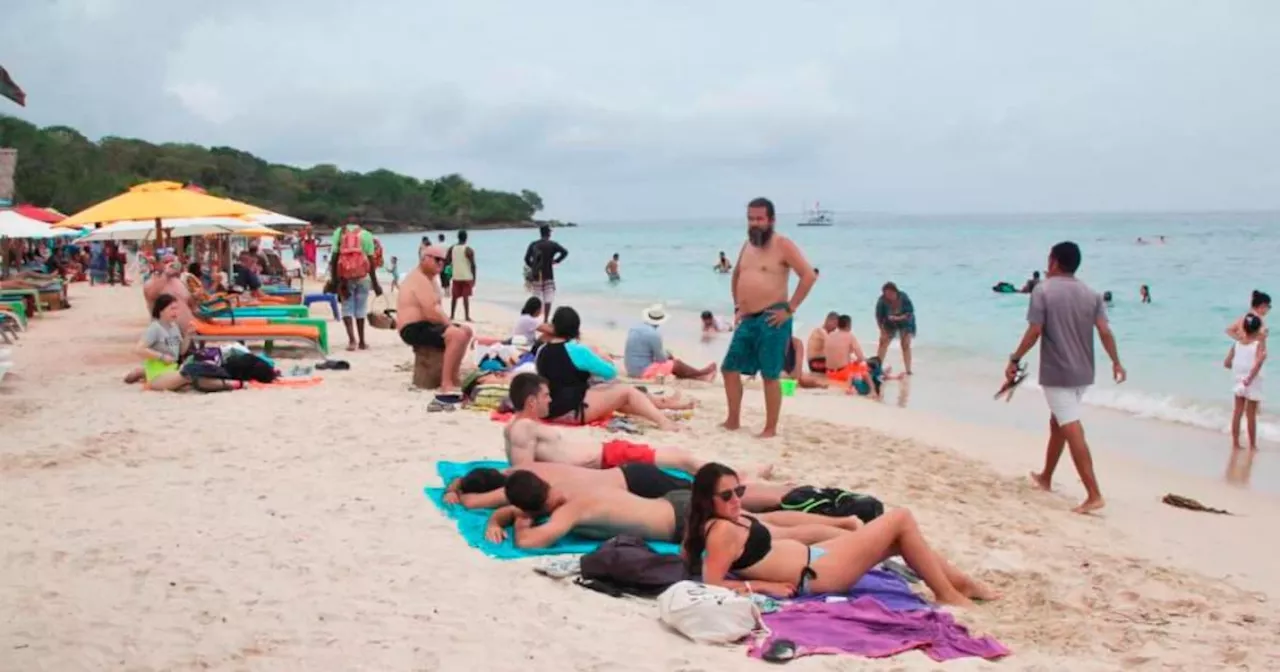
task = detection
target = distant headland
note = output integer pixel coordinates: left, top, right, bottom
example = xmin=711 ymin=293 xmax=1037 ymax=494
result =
xmin=0 ymin=114 xmax=569 ymax=231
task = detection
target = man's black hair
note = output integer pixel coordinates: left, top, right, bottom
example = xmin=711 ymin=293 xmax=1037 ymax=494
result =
xmin=539 ymin=225 xmax=552 ymax=238
xmin=509 ymin=372 xmax=547 ymax=411
xmin=459 ymin=468 xmax=507 ymax=494
xmin=700 ymin=310 xmax=714 ymax=320
xmin=505 ymin=470 xmax=550 ymax=513
xmin=1050 ymin=241 xmax=1082 ymax=274
xmin=747 ymin=197 xmax=775 ymax=221
xmin=837 ymin=314 xmax=852 ymax=329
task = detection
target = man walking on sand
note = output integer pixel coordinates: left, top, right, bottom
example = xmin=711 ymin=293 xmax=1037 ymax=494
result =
xmin=446 ymin=230 xmax=476 ymax=321
xmin=524 ymin=225 xmax=568 ymax=321
xmin=1005 ymin=241 xmax=1126 ymax=515
xmin=327 ymin=215 xmax=383 ymax=351
xmin=721 ymin=197 xmax=818 ymax=438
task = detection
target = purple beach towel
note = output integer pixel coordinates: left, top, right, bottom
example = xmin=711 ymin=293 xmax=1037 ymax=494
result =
xmin=804 ymin=567 xmax=931 ymax=612
xmin=749 ymin=597 xmax=1010 ymax=662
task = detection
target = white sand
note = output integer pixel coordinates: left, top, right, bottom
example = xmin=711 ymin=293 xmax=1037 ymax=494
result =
xmin=2 ymin=284 xmax=1279 ymax=671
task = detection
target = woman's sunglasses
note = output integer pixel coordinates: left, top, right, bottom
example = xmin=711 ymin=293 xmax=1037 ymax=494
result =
xmin=716 ymin=485 xmax=747 ymax=502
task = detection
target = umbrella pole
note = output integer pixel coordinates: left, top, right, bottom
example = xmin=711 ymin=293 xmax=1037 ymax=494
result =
xmin=154 ymin=218 xmax=164 ymax=250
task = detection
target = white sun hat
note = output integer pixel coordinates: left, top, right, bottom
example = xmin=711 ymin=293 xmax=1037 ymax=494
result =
xmin=642 ymin=304 xmax=669 ymax=326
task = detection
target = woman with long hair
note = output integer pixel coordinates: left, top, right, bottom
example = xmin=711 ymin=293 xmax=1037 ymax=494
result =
xmin=682 ymin=463 xmax=998 ymax=605
xmin=875 ymin=281 xmax=916 ymax=375
xmin=1226 ymin=290 xmax=1271 ymax=341
xmin=534 ymin=306 xmax=682 ymax=430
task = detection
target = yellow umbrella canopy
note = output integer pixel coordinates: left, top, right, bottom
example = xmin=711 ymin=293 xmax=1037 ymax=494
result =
xmin=55 ymin=181 xmax=266 ymax=229
xmin=235 ymin=226 xmax=284 ymax=237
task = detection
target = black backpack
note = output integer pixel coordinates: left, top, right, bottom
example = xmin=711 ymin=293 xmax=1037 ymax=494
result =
xmin=222 ymin=352 xmax=278 ymax=383
xmin=577 ymin=535 xmax=689 ymax=598
xmin=780 ymin=486 xmax=885 ymax=523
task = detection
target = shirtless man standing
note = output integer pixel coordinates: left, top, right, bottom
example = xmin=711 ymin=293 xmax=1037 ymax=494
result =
xmin=396 ymin=245 xmax=473 ymax=402
xmin=503 ymin=372 xmax=772 ymax=476
xmin=484 ymin=470 xmax=861 ymax=547
xmin=722 ymin=197 xmax=818 ymax=437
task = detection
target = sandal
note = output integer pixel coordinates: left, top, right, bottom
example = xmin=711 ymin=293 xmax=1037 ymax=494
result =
xmin=428 ymin=394 xmax=462 ymax=413
xmin=762 ymin=639 xmax=798 ymax=663
xmin=993 ymin=363 xmax=1027 ymax=402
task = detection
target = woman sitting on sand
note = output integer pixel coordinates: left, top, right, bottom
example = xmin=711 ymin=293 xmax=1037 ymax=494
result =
xmin=683 ymin=463 xmax=998 ymax=605
xmin=535 ymin=306 xmax=690 ymax=430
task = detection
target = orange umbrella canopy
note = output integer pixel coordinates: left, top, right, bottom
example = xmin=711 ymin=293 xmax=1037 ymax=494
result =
xmin=56 ymin=181 xmax=266 ymax=229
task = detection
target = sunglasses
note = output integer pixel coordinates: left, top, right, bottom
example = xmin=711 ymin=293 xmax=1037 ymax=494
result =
xmin=716 ymin=485 xmax=747 ymax=502
xmin=428 ymin=255 xmax=446 ymax=263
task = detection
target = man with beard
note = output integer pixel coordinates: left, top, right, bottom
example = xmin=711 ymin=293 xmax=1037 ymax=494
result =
xmin=721 ymin=197 xmax=818 ymax=438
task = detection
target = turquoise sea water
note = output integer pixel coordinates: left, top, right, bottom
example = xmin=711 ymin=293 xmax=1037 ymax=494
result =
xmin=380 ymin=212 xmax=1280 ymax=447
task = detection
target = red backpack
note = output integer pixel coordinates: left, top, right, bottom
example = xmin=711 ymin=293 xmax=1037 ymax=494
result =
xmin=336 ymin=227 xmax=370 ymax=280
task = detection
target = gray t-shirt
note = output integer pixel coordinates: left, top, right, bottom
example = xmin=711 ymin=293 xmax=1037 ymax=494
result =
xmin=1027 ymin=276 xmax=1106 ymax=388
xmin=144 ymin=320 xmax=184 ymax=361
xmin=623 ymin=324 xmax=668 ymax=378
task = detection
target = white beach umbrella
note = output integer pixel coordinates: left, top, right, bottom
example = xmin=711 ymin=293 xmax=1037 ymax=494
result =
xmin=81 ymin=217 xmax=268 ymax=242
xmin=248 ymin=212 xmax=308 ymax=227
xmin=0 ymin=210 xmax=78 ymax=238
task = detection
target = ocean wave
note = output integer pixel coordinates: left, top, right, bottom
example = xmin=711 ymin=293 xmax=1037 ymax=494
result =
xmin=1082 ymin=386 xmax=1280 ymax=443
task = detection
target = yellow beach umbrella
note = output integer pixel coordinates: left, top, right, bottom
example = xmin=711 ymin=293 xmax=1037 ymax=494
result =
xmin=55 ymin=181 xmax=267 ymax=243
xmin=235 ymin=226 xmax=284 ymax=237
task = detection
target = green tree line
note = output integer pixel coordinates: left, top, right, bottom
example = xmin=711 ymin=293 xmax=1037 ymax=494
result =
xmin=0 ymin=114 xmax=546 ymax=227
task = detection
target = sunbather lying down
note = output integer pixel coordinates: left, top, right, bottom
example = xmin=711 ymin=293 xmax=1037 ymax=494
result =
xmin=446 ymin=461 xmax=792 ymax=511
xmin=504 ymin=373 xmax=773 ymax=477
xmin=483 ymin=469 xmax=864 ymax=548
xmin=687 ymin=463 xmax=999 ymax=606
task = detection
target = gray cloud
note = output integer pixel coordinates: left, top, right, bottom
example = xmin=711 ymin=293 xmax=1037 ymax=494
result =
xmin=3 ymin=0 xmax=1280 ymax=219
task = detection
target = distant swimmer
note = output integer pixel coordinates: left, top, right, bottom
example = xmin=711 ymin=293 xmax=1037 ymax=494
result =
xmin=605 ymin=253 xmax=620 ymax=282
xmin=714 ymin=251 xmax=732 ymax=274
xmin=1140 ymin=284 xmax=1151 ymax=304
xmin=1102 ymin=291 xmax=1113 ymax=305
xmin=700 ymin=310 xmax=733 ymax=337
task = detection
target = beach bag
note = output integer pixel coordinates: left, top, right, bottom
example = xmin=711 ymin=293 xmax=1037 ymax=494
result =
xmin=366 ymin=295 xmax=397 ymax=330
xmin=657 ymin=581 xmax=760 ymax=645
xmin=222 ymin=352 xmax=278 ymax=383
xmin=336 ymin=227 xmax=370 ymax=280
xmin=577 ymin=535 xmax=689 ymax=598
xmin=780 ymin=486 xmax=884 ymax=523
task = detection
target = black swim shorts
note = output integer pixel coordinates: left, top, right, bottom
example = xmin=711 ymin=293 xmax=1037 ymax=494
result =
xmin=400 ymin=321 xmax=447 ymax=348
xmin=619 ymin=463 xmax=691 ymax=499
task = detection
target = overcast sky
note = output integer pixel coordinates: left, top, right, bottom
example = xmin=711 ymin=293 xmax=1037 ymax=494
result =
xmin=3 ymin=0 xmax=1279 ymax=220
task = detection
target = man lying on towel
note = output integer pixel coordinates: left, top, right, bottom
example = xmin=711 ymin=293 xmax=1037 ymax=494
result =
xmin=446 ymin=461 xmax=793 ymax=511
xmin=397 ymin=245 xmax=474 ymax=402
xmin=484 ymin=470 xmax=862 ymax=548
xmin=504 ymin=372 xmax=772 ymax=477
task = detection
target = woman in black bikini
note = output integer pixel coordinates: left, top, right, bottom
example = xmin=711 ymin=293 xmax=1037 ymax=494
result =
xmin=682 ymin=463 xmax=998 ymax=605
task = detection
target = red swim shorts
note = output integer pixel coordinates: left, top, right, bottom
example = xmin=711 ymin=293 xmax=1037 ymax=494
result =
xmin=600 ymin=439 xmax=656 ymax=469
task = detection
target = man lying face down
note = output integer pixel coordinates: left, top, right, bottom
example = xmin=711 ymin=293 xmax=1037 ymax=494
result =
xmin=482 ymin=470 xmax=864 ymax=549
xmin=449 ymin=461 xmax=789 ymax=511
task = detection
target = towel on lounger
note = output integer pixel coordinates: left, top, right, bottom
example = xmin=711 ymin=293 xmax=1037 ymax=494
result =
xmin=425 ymin=459 xmax=683 ymax=560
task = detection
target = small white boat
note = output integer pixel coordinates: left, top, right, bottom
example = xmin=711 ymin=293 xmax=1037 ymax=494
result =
xmin=797 ymin=202 xmax=834 ymax=227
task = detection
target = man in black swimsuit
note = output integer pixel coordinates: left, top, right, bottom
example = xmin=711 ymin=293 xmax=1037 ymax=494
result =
xmin=444 ymin=461 xmax=695 ymax=510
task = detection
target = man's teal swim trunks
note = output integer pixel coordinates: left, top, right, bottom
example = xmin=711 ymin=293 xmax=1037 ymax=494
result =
xmin=722 ymin=302 xmax=793 ymax=380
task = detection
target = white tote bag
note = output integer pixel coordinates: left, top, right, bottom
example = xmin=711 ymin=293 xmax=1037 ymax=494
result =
xmin=657 ymin=580 xmax=761 ymax=645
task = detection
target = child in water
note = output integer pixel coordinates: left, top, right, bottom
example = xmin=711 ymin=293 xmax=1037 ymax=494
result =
xmin=1225 ymin=314 xmax=1267 ymax=450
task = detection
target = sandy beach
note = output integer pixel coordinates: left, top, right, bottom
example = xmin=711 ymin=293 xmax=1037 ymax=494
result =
xmin=3 ymin=283 xmax=1279 ymax=671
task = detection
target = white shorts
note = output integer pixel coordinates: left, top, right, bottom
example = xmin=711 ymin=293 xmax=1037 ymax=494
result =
xmin=1044 ymin=386 xmax=1088 ymax=425
xmin=527 ymin=279 xmax=556 ymax=305
xmin=1234 ymin=376 xmax=1263 ymax=402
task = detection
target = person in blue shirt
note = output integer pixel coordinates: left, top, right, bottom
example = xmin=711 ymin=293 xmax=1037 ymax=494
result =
xmin=535 ymin=306 xmax=683 ymax=430
xmin=623 ymin=304 xmax=717 ymax=381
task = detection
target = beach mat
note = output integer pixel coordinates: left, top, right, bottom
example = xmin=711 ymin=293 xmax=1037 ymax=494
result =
xmin=424 ymin=460 xmax=682 ymax=560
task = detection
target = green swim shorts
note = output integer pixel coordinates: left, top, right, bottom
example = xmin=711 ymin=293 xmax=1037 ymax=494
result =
xmin=722 ymin=302 xmax=793 ymax=379
xmin=144 ymin=358 xmax=179 ymax=383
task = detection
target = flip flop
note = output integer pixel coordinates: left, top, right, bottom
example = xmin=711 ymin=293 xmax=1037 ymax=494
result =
xmin=993 ymin=364 xmax=1028 ymax=402
xmin=762 ymin=639 xmax=798 ymax=663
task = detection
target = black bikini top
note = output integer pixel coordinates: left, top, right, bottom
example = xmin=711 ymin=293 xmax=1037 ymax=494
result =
xmin=725 ymin=515 xmax=772 ymax=571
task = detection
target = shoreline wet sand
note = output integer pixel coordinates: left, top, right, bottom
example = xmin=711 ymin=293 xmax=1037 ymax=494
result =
xmin=2 ymin=284 xmax=1278 ymax=670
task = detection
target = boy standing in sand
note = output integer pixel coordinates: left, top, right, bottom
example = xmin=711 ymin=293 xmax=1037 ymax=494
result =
xmin=721 ymin=197 xmax=818 ymax=438
xmin=1005 ymin=241 xmax=1126 ymax=514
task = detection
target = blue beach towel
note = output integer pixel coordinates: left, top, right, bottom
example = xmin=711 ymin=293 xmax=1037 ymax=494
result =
xmin=425 ymin=460 xmax=683 ymax=560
